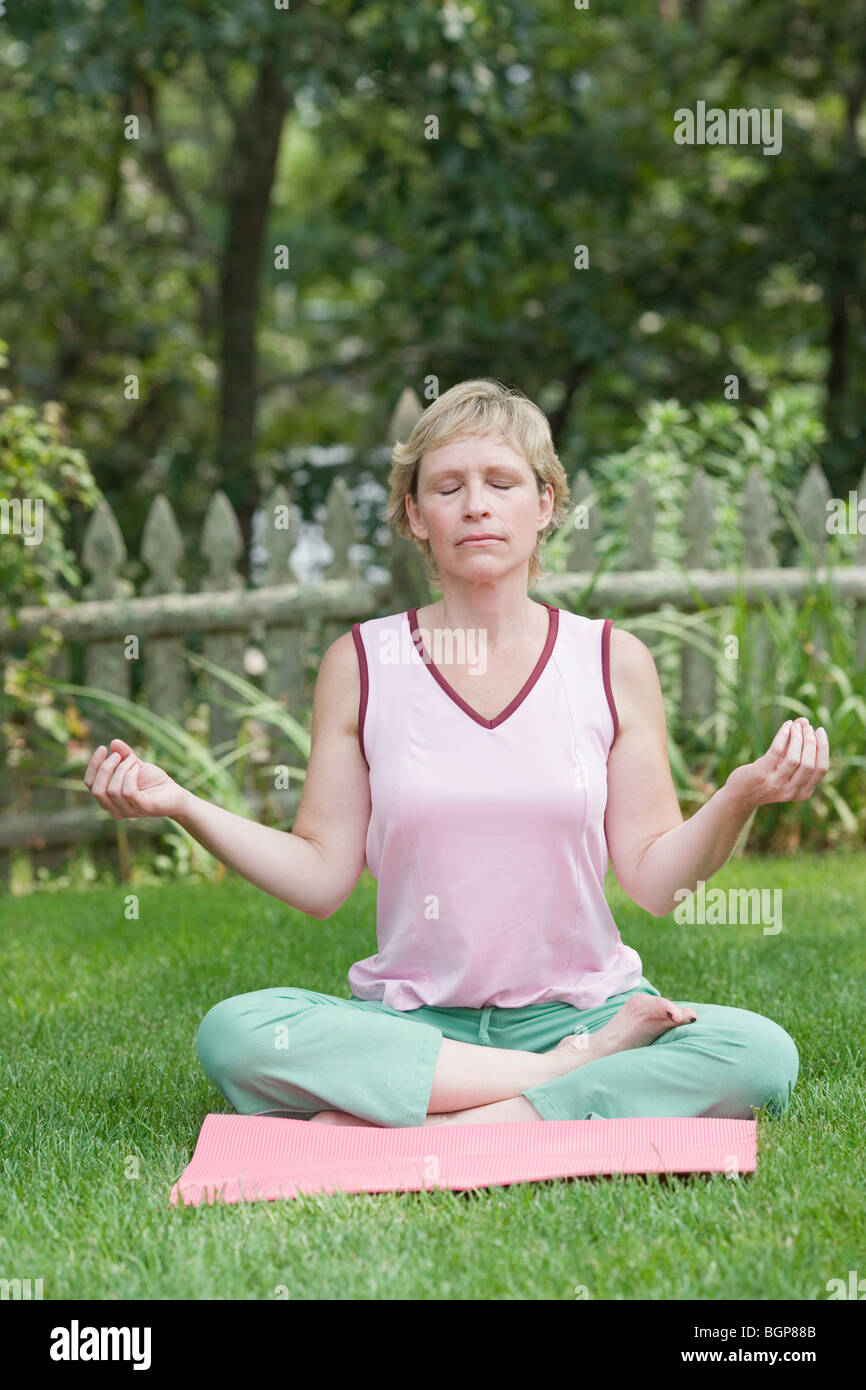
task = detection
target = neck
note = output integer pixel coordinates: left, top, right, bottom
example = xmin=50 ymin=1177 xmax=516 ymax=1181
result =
xmin=423 ymin=583 xmax=543 ymax=650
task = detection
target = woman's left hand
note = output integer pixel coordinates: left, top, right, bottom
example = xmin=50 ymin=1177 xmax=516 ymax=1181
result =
xmin=723 ymin=716 xmax=830 ymax=812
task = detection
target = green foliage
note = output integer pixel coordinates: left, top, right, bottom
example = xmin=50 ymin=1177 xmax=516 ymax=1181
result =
xmin=3 ymin=0 xmax=866 ymax=547
xmin=21 ymin=648 xmax=311 ymax=887
xmin=543 ymin=580 xmax=866 ymax=855
xmin=0 ymin=348 xmax=103 ymax=783
xmin=539 ymin=390 xmax=866 ymax=856
xmin=542 ymin=385 xmax=833 ymax=577
xmin=0 ymin=341 xmax=102 ymax=615
xmin=5 ymin=2 xmax=866 ymax=885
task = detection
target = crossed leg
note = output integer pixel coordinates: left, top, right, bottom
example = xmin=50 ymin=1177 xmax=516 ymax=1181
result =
xmin=311 ymin=993 xmax=699 ymax=1127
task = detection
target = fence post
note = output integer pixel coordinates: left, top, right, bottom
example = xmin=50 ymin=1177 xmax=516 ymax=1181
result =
xmin=622 ymin=474 xmax=662 ymax=664
xmin=796 ymin=462 xmax=833 ymax=660
xmin=260 ymin=484 xmax=308 ymax=712
xmin=140 ymin=494 xmax=189 ymax=724
xmin=741 ymin=466 xmax=779 ymax=715
xmin=259 ymin=485 xmax=311 ymax=825
xmin=81 ymin=497 xmax=135 ymax=719
xmin=563 ymin=468 xmax=600 ymax=580
xmin=199 ymin=490 xmax=246 ymax=758
xmin=319 ymin=476 xmax=363 ymax=656
xmin=681 ymin=467 xmax=718 ymax=727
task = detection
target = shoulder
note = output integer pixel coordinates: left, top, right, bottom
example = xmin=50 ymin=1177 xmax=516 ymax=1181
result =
xmin=313 ymin=630 xmax=362 ymax=738
xmin=608 ymin=626 xmax=662 ymax=721
xmin=609 ymin=625 xmax=655 ymax=671
xmin=322 ymin=628 xmax=363 ymax=678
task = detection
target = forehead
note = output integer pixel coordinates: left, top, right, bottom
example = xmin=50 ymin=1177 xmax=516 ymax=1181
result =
xmin=420 ymin=433 xmax=528 ymax=475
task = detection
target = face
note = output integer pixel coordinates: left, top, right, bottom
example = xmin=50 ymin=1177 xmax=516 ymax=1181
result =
xmin=405 ymin=433 xmax=554 ymax=579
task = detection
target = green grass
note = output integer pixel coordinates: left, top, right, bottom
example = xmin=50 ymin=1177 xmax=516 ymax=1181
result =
xmin=1 ymin=856 xmax=864 ymax=1301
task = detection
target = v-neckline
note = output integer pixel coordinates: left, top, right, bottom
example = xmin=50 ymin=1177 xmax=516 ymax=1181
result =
xmin=406 ymin=603 xmax=560 ymax=730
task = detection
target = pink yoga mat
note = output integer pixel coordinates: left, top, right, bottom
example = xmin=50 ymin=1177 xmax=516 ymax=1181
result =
xmin=169 ymin=1114 xmax=757 ymax=1206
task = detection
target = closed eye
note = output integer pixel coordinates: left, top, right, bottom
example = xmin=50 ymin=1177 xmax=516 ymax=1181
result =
xmin=440 ymin=484 xmax=513 ymax=494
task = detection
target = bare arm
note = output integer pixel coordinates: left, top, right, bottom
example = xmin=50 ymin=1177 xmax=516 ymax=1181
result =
xmin=169 ymin=791 xmax=334 ymax=918
xmin=173 ymin=630 xmax=370 ymax=918
xmin=286 ymin=629 xmax=372 ymax=915
xmin=603 ymin=630 xmax=828 ymax=917
xmin=603 ymin=627 xmax=750 ymax=918
xmin=86 ymin=631 xmax=370 ymax=919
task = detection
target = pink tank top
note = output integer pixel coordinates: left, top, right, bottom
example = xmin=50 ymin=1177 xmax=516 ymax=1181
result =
xmin=347 ymin=604 xmax=644 ymax=1010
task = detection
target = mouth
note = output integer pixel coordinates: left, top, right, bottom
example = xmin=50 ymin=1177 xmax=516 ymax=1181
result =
xmin=457 ymin=537 xmax=504 ymax=546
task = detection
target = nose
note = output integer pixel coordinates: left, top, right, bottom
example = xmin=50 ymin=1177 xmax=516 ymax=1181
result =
xmin=463 ymin=484 xmax=491 ymax=515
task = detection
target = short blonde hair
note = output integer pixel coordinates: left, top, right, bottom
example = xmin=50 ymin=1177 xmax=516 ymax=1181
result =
xmin=384 ymin=378 xmax=571 ymax=587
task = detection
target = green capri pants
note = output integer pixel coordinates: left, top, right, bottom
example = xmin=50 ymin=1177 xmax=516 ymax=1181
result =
xmin=195 ymin=975 xmax=799 ymax=1127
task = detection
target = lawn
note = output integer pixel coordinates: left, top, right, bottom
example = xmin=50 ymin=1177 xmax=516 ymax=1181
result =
xmin=1 ymin=853 xmax=864 ymax=1301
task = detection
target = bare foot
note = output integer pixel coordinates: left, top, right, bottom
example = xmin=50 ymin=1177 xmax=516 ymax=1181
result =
xmin=309 ymin=1109 xmax=379 ymax=1127
xmin=543 ymin=995 xmax=698 ymax=1081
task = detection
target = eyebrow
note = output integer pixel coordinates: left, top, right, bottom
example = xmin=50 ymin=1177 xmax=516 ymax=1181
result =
xmin=426 ymin=464 xmax=525 ymax=481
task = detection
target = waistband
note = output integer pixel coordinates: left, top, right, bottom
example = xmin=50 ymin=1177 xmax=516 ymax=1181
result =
xmin=414 ymin=977 xmax=660 ymax=1024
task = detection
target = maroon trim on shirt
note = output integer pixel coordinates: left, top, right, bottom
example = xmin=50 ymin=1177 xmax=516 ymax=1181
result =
xmin=602 ymin=617 xmax=619 ymax=742
xmin=351 ymin=622 xmax=370 ymax=769
xmin=406 ymin=603 xmax=559 ymax=730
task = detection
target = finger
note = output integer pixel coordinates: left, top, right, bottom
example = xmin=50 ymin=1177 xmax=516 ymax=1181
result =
xmin=108 ymin=752 xmax=137 ymax=796
xmin=83 ymin=745 xmax=107 ymax=788
xmin=765 ymin=719 xmax=801 ymax=787
xmin=125 ymin=761 xmax=154 ymax=818
xmin=92 ymin=749 xmax=122 ymax=795
xmin=122 ymin=757 xmax=147 ymax=815
xmin=786 ymin=722 xmax=818 ymax=797
xmin=765 ymin=720 xmax=793 ymax=768
xmin=110 ymin=737 xmax=136 ymax=757
xmin=801 ymin=721 xmax=817 ymax=767
xmin=90 ymin=751 xmax=123 ymax=817
xmin=799 ymin=726 xmax=830 ymax=797
xmin=794 ymin=720 xmax=817 ymax=769
xmin=105 ymin=753 xmax=138 ymax=811
xmin=124 ymin=759 xmax=143 ymax=808
xmin=780 ymin=719 xmax=804 ymax=776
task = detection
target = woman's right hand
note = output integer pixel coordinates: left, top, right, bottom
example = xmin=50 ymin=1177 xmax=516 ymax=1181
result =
xmin=83 ymin=738 xmax=188 ymax=820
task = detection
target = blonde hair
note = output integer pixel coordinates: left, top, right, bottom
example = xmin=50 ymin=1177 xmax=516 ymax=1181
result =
xmin=384 ymin=378 xmax=571 ymax=587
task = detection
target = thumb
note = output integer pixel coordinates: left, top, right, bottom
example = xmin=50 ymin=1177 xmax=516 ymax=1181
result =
xmin=109 ymin=738 xmax=137 ymax=758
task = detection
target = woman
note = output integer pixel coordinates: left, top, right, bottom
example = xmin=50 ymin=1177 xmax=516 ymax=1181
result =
xmin=85 ymin=379 xmax=826 ymax=1128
